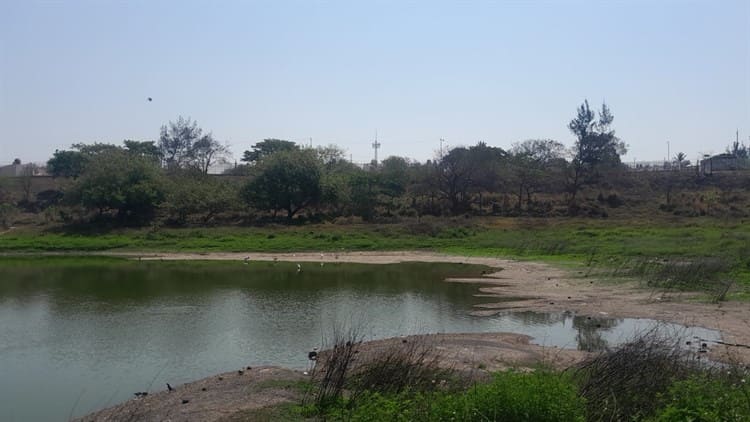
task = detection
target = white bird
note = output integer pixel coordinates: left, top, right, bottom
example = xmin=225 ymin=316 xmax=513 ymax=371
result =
xmin=297 ymin=263 xmax=302 ymax=272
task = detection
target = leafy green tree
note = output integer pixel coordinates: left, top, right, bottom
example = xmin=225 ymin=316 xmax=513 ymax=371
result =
xmin=164 ymin=170 xmax=237 ymax=224
xmin=241 ymin=139 xmax=298 ymax=164
xmin=240 ymin=149 xmax=321 ymax=219
xmin=436 ymin=143 xmax=505 ymax=214
xmin=124 ymin=140 xmax=162 ymax=163
xmin=348 ymin=171 xmax=379 ymax=220
xmin=71 ymin=149 xmax=165 ymax=222
xmin=47 ymin=150 xmax=87 ymax=178
xmin=378 ymin=156 xmax=410 ymax=215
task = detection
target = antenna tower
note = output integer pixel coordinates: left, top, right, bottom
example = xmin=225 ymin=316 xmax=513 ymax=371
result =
xmin=371 ymin=130 xmax=381 ymax=165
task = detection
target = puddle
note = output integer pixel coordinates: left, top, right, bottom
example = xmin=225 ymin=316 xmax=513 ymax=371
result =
xmin=476 ymin=310 xmax=722 ymax=352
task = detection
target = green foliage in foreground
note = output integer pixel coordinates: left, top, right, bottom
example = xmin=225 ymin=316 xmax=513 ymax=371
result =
xmin=321 ymin=370 xmax=586 ymax=422
xmin=649 ymin=376 xmax=750 ymax=422
xmin=309 ymin=370 xmax=750 ymax=422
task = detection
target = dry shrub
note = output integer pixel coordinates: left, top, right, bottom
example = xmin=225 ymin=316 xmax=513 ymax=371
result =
xmin=307 ymin=331 xmax=455 ymax=411
xmin=348 ymin=336 xmax=454 ymax=398
xmin=308 ymin=326 xmax=363 ymax=408
xmin=574 ymin=328 xmax=703 ymax=421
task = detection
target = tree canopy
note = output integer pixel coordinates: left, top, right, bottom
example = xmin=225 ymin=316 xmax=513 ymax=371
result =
xmin=241 ymin=149 xmax=322 ymax=219
xmin=241 ymin=139 xmax=299 ymax=164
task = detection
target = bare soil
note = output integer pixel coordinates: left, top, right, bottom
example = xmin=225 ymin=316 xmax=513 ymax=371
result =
xmin=76 ymin=251 xmax=750 ymax=421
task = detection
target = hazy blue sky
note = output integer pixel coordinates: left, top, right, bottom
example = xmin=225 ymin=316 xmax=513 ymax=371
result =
xmin=1 ymin=0 xmax=748 ymax=165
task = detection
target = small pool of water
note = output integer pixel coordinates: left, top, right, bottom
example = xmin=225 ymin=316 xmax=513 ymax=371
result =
xmin=0 ymin=258 xmax=720 ymax=421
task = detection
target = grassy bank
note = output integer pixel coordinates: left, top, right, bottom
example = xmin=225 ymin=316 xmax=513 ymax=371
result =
xmin=2 ymin=217 xmax=748 ymax=294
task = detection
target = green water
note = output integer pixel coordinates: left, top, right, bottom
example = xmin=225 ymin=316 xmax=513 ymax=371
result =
xmin=0 ymin=257 xmax=719 ymax=421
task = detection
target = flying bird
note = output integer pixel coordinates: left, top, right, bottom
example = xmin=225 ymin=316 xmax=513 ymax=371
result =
xmin=147 ymin=97 xmax=152 ymax=102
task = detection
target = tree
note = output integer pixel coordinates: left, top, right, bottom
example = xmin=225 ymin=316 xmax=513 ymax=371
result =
xmin=159 ymin=116 xmax=202 ymax=169
xmin=191 ymin=134 xmax=230 ymax=174
xmin=240 ymin=149 xmax=322 ymax=219
xmin=164 ymin=170 xmax=237 ymax=224
xmin=124 ymin=140 xmax=162 ymax=163
xmin=47 ymin=149 xmax=87 ymax=178
xmin=12 ymin=158 xmax=21 ymax=165
xmin=728 ymin=140 xmax=749 ymax=159
xmin=348 ymin=171 xmax=379 ymax=220
xmin=567 ymin=100 xmax=626 ymax=206
xmin=673 ymin=152 xmax=690 ymax=170
xmin=435 ymin=143 xmax=505 ymax=215
xmin=241 ymin=139 xmax=298 ymax=164
xmin=509 ymin=139 xmax=566 ymax=210
xmin=379 ymin=156 xmax=410 ymax=211
xmin=48 ymin=141 xmax=167 ymax=178
xmin=71 ymin=149 xmax=165 ymax=222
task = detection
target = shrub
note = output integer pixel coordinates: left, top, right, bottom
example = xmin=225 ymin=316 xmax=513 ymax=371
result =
xmin=429 ymin=370 xmax=585 ymax=422
xmin=650 ymin=375 xmax=750 ymax=422
xmin=575 ymin=329 xmax=702 ymax=421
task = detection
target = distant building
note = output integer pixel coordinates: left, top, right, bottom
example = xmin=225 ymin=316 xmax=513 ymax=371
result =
xmin=699 ymin=153 xmax=744 ymax=174
xmin=0 ymin=162 xmax=47 ymax=177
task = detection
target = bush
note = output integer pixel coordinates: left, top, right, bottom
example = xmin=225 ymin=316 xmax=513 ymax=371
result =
xmin=650 ymin=375 xmax=750 ymax=422
xmin=575 ymin=329 xmax=703 ymax=421
xmin=429 ymin=370 xmax=585 ymax=422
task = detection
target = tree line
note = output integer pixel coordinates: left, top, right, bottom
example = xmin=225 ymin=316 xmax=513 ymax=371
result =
xmin=13 ymin=100 xmax=632 ymax=225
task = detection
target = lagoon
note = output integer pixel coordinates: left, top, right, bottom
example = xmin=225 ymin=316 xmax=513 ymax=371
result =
xmin=0 ymin=258 xmax=718 ymax=421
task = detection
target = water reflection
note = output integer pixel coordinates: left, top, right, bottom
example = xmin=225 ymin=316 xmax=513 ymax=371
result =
xmin=0 ymin=259 xmax=720 ymax=421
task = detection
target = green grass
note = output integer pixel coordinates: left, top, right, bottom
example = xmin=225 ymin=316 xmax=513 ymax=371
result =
xmin=321 ymin=370 xmax=586 ymax=422
xmin=1 ymin=217 xmax=748 ymax=290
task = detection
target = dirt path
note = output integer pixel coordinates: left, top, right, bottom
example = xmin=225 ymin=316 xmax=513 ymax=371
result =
xmin=75 ymin=251 xmax=750 ymax=421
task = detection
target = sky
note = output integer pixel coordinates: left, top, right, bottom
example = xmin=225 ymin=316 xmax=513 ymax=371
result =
xmin=1 ymin=0 xmax=748 ymax=166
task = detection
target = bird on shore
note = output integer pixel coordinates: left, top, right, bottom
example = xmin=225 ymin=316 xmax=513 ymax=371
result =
xmin=244 ymin=256 xmax=250 ymax=265
xmin=166 ymin=383 xmax=174 ymax=392
xmin=297 ymin=263 xmax=302 ymax=273
xmin=308 ymin=347 xmax=318 ymax=361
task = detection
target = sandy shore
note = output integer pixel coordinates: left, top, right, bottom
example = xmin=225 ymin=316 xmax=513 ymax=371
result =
xmin=75 ymin=251 xmax=750 ymax=421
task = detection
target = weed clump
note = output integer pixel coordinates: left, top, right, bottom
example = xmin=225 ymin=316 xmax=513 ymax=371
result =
xmin=574 ymin=329 xmax=750 ymax=421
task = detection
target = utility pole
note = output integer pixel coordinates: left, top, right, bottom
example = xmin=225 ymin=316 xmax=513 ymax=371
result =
xmin=440 ymin=138 xmax=445 ymax=158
